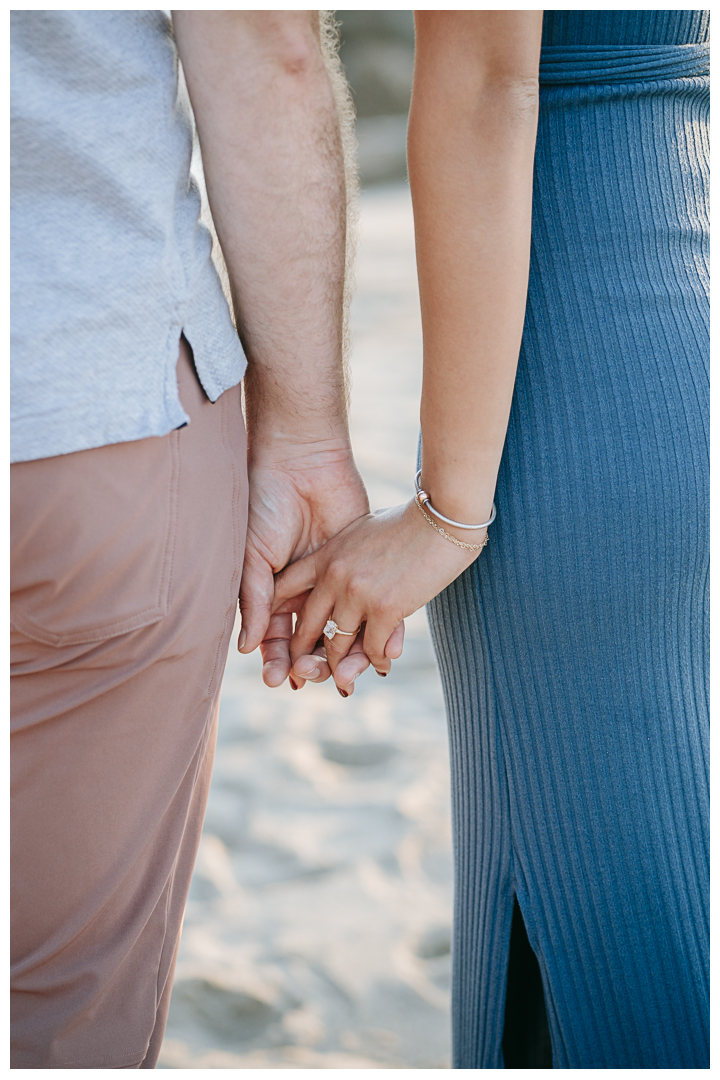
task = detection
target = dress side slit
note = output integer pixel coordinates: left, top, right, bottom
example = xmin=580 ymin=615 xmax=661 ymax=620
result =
xmin=502 ymin=896 xmax=553 ymax=1068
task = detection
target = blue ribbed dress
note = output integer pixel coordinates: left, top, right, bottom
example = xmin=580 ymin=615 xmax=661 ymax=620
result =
xmin=426 ymin=11 xmax=709 ymax=1069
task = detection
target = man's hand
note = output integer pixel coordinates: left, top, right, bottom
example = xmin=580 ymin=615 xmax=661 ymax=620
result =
xmin=173 ymin=11 xmax=366 ymax=689
xmin=240 ymin=438 xmax=369 ymax=687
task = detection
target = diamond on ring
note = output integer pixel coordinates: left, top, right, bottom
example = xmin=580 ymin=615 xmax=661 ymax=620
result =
xmin=323 ymin=619 xmax=358 ymax=639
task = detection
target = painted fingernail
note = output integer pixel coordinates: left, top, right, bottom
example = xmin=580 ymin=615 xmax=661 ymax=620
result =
xmin=289 ymin=678 xmax=298 ymax=691
xmin=338 ymin=688 xmax=349 ymax=698
xmin=378 ymin=671 xmax=387 ymax=677
xmin=238 ymin=628 xmax=247 ymax=650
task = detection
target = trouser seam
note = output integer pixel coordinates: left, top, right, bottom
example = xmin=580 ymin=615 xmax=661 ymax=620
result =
xmin=56 ymin=1048 xmax=146 ymax=1066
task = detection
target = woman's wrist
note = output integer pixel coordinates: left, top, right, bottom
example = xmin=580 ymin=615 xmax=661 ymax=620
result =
xmin=413 ymin=494 xmax=490 ymax=555
xmin=401 ymin=498 xmax=486 ymax=565
xmin=415 ymin=465 xmax=498 ymax=529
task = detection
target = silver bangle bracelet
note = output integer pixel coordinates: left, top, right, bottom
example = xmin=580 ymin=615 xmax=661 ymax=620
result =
xmin=414 ymin=470 xmax=497 ymax=531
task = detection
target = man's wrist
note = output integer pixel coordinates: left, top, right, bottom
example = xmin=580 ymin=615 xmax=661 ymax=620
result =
xmin=246 ymin=382 xmax=351 ymax=449
xmin=248 ymin=423 xmax=352 ymax=454
xmin=248 ymin=418 xmax=351 ymax=447
xmin=247 ymin=431 xmax=360 ymax=477
xmin=245 ymin=375 xmax=349 ymax=445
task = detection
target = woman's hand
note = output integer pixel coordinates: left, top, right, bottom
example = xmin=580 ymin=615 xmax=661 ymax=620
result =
xmin=258 ymin=595 xmax=380 ymax=693
xmin=272 ymin=498 xmax=485 ymax=694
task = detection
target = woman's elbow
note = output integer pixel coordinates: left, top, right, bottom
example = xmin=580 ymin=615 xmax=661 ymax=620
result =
xmin=484 ymin=76 xmax=539 ymax=128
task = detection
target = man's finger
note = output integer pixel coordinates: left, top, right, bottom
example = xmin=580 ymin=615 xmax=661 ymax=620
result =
xmin=292 ymin=645 xmax=332 ymax=685
xmin=239 ymin=549 xmax=275 ymax=653
xmin=260 ymin=647 xmax=293 ymax=688
xmin=258 ymin=611 xmax=293 ymax=686
xmin=263 ymin=597 xmax=318 ymax=690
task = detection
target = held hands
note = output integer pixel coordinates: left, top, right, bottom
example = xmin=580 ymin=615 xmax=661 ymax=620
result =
xmin=270 ymin=498 xmax=483 ymax=695
xmin=238 ymin=437 xmax=370 ymax=687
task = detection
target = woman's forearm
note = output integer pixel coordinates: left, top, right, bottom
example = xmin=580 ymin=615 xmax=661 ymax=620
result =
xmin=409 ymin=12 xmax=543 ymax=525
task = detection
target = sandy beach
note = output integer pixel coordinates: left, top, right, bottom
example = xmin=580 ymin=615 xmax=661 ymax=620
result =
xmin=158 ymin=185 xmax=454 ymax=1069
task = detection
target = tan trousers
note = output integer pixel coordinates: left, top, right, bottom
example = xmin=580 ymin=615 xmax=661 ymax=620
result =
xmin=10 ymin=340 xmax=247 ymax=1068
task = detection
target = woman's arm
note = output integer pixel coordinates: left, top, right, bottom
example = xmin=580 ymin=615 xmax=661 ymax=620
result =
xmin=276 ymin=11 xmax=543 ymax=693
xmin=411 ymin=10 xmax=542 ymax=525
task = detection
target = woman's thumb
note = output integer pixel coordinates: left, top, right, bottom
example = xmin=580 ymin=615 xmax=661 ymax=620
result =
xmin=272 ymin=550 xmax=319 ymax=613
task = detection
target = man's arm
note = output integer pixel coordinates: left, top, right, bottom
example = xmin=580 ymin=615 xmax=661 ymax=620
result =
xmin=172 ymin=11 xmax=369 ymax=685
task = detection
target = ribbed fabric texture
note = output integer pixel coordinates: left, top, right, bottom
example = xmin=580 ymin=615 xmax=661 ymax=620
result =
xmin=539 ymin=43 xmax=709 ymax=84
xmin=541 ymin=8 xmax=709 ymax=46
xmin=426 ymin=10 xmax=709 ymax=1069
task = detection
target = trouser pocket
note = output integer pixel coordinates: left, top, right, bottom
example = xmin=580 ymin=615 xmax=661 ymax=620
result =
xmin=11 ymin=429 xmax=180 ymax=647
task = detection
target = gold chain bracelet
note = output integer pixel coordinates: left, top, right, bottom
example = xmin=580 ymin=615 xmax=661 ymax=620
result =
xmin=415 ymin=496 xmax=489 ymax=552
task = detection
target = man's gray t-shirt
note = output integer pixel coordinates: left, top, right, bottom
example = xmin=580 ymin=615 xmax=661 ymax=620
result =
xmin=11 ymin=10 xmax=247 ymax=463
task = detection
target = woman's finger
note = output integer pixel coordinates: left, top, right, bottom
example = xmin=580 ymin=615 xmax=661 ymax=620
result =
xmin=320 ymin=608 xmax=366 ymax=676
xmin=274 ymin=591 xmax=311 ymax=617
xmin=361 ymin=614 xmax=401 ymax=675
xmin=385 ymin=620 xmax=405 ymax=660
xmin=272 ymin=551 xmax=320 ymax=613
xmin=332 ymin=622 xmax=403 ymax=690
xmin=332 ymin=633 xmax=372 ymax=695
xmin=290 ymin=585 xmax=336 ymax=661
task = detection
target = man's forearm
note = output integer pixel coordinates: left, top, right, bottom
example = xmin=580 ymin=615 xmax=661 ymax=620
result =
xmin=172 ymin=11 xmax=350 ymax=446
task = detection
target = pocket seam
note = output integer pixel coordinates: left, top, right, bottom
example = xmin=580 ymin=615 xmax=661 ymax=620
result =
xmin=10 ymin=433 xmax=182 ymax=648
xmin=205 ymin=388 xmax=244 ymax=698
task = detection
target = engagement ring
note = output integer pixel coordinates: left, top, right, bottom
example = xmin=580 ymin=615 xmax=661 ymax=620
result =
xmin=323 ymin=620 xmax=358 ymax=640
